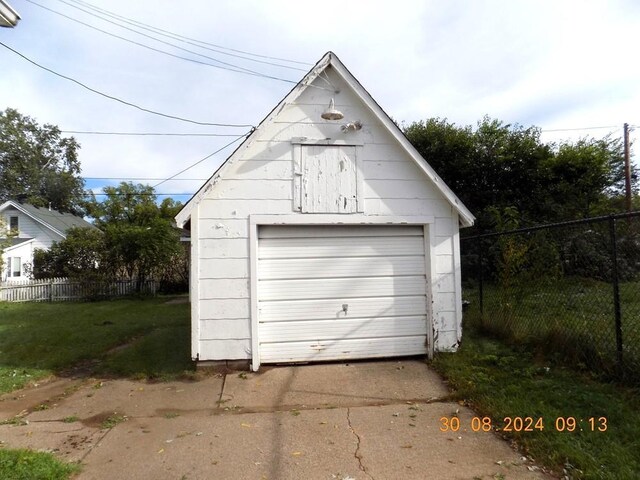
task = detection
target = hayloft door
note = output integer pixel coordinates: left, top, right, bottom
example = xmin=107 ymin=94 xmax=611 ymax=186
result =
xmin=299 ymin=145 xmax=358 ymax=213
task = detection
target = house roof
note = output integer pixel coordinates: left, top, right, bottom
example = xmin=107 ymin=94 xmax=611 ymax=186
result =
xmin=175 ymin=51 xmax=475 ymax=228
xmin=0 ymin=201 xmax=96 ymax=237
xmin=3 ymin=237 xmax=35 ymax=252
xmin=7 ymin=237 xmax=33 ymax=247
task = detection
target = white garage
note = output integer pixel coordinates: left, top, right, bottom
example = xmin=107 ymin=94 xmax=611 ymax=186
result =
xmin=175 ymin=52 xmax=474 ymax=370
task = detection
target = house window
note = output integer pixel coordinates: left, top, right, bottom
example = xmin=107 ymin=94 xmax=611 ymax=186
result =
xmin=9 ymin=216 xmax=19 ymax=233
xmin=9 ymin=257 xmax=21 ymax=277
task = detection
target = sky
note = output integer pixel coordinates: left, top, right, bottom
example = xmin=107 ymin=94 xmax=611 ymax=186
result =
xmin=1 ymin=0 xmax=639 ymax=205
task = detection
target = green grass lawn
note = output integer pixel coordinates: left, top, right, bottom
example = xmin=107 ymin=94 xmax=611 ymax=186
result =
xmin=0 ymin=449 xmax=80 ymax=480
xmin=0 ymin=297 xmax=193 ymax=394
xmin=433 ymin=329 xmax=640 ymax=479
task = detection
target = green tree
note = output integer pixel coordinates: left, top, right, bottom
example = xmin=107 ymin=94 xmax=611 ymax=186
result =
xmin=404 ymin=117 xmax=553 ymax=230
xmin=541 ymin=136 xmax=627 ymax=219
xmin=404 ymin=116 xmax=632 ymax=230
xmin=32 ymin=227 xmax=104 ymax=279
xmin=87 ymin=183 xmax=183 ymax=289
xmin=0 ymin=108 xmax=85 ymax=214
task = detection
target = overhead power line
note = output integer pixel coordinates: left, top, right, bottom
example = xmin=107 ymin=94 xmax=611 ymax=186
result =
xmin=55 ymin=0 xmax=308 ymax=72
xmin=25 ymin=0 xmax=299 ymax=83
xmin=83 ymin=177 xmax=207 ymax=181
xmin=62 ymin=131 xmax=242 ymax=137
xmin=153 ymin=131 xmax=252 ymax=189
xmin=86 ymin=191 xmax=194 ymax=196
xmin=63 ymin=0 xmax=311 ymax=67
xmin=0 ymin=42 xmax=254 ymax=128
xmin=540 ymin=125 xmax=619 ymax=132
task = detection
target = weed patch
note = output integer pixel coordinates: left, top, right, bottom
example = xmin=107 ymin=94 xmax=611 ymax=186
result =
xmin=100 ymin=414 xmax=127 ymax=430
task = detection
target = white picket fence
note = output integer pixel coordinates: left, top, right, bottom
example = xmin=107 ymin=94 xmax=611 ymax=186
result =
xmin=0 ymin=277 xmax=159 ymax=302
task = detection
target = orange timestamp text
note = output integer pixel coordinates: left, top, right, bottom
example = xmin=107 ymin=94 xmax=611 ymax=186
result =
xmin=439 ymin=416 xmax=607 ymax=433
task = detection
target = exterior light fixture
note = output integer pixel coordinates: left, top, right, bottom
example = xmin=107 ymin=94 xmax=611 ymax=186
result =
xmin=321 ymin=98 xmax=344 ymax=120
xmin=341 ymin=121 xmax=362 ymax=132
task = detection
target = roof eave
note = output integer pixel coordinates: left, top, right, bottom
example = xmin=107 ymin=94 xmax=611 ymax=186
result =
xmin=326 ymin=55 xmax=475 ymax=227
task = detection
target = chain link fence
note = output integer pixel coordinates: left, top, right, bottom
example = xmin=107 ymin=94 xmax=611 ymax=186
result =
xmin=461 ymin=212 xmax=640 ymax=384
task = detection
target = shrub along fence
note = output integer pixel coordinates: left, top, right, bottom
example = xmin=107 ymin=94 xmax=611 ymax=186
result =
xmin=462 ymin=211 xmax=640 ymax=384
xmin=0 ymin=277 xmax=159 ymax=302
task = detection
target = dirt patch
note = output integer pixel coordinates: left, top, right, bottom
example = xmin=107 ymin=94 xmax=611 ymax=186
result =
xmin=0 ymin=377 xmax=87 ymax=421
xmin=81 ymin=411 xmax=125 ymax=429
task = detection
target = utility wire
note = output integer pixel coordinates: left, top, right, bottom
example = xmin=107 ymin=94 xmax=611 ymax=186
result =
xmin=64 ymin=0 xmax=311 ymax=67
xmin=55 ymin=0 xmax=308 ymax=72
xmin=62 ymin=131 xmax=242 ymax=137
xmin=86 ymin=191 xmax=194 ymax=196
xmin=83 ymin=177 xmax=207 ymax=181
xmin=153 ymin=131 xmax=252 ymax=189
xmin=540 ymin=125 xmax=619 ymax=132
xmin=26 ymin=0 xmax=299 ymax=83
xmin=0 ymin=42 xmax=254 ymax=128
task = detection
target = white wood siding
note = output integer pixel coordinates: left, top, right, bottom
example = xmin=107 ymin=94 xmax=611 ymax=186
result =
xmin=195 ymin=66 xmax=463 ymax=361
xmin=2 ymin=208 xmax=64 ymax=250
xmin=1 ymin=240 xmax=34 ymax=280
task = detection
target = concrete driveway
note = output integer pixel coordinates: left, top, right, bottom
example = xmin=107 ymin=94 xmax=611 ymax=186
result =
xmin=0 ymin=360 xmax=552 ymax=479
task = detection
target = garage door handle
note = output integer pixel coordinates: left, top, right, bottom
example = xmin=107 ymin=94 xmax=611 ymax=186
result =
xmin=342 ymin=304 xmax=348 ymax=314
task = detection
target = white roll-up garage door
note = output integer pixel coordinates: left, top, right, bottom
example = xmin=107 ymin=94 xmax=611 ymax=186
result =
xmin=257 ymin=225 xmax=429 ymax=363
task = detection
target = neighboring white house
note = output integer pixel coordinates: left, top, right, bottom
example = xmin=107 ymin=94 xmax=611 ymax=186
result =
xmin=175 ymin=52 xmax=475 ymax=371
xmin=0 ymin=200 xmax=95 ymax=281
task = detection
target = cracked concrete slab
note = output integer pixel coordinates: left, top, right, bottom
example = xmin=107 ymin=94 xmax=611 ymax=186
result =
xmin=78 ymin=409 xmax=363 ymax=480
xmin=26 ymin=377 xmax=224 ymax=422
xmin=0 ymin=361 xmax=554 ymax=479
xmin=222 ymin=360 xmax=449 ymax=410
xmin=0 ymin=421 xmax=103 ymax=462
xmin=347 ymin=403 xmax=548 ymax=479
xmin=0 ymin=377 xmax=87 ymax=421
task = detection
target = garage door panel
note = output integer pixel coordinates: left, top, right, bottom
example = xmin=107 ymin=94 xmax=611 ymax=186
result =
xmin=259 ymin=225 xmax=423 ymax=238
xmin=257 ymin=225 xmax=429 ymax=363
xmin=260 ymin=337 xmax=428 ymax=363
xmin=259 ymin=276 xmax=426 ymax=301
xmin=260 ymin=316 xmax=427 ymax=342
xmin=260 ymin=296 xmax=427 ymax=321
xmin=259 ymin=256 xmax=425 ymax=280
xmin=258 ymin=236 xmax=424 ymax=258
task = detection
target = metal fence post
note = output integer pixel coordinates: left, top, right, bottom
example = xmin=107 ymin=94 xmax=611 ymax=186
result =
xmin=609 ymin=216 xmax=623 ymax=376
xmin=478 ymin=239 xmax=484 ymax=316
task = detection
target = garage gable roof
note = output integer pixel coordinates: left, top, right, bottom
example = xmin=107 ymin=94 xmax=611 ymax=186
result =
xmin=175 ymin=52 xmax=475 ymax=228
